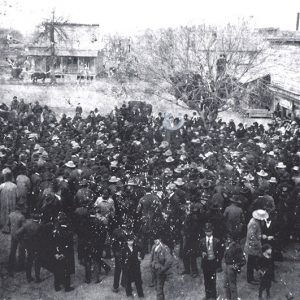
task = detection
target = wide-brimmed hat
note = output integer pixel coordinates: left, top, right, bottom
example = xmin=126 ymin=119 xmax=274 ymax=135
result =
xmin=107 ymin=143 xmax=114 ymax=149
xmin=267 ymin=151 xmax=276 ymax=157
xmin=110 ymin=160 xmax=118 ymax=168
xmin=257 ymin=170 xmax=268 ymax=177
xmin=252 ymin=209 xmax=269 ymax=221
xmin=276 ymin=162 xmax=286 ymax=169
xmin=159 ymin=141 xmax=169 ymax=149
xmin=174 ymin=178 xmax=185 ymax=186
xmin=292 ymin=166 xmax=299 ymax=171
xmin=109 ymin=176 xmax=120 ymax=183
xmin=127 ymin=178 xmax=138 ymax=186
xmin=174 ymin=165 xmax=184 ymax=173
xmin=243 ymin=173 xmax=255 ymax=181
xmin=268 ymin=177 xmax=277 ymax=183
xmin=163 ymin=149 xmax=172 ymax=157
xmin=166 ymin=156 xmax=175 ymax=163
xmin=65 ymin=161 xmax=76 ymax=168
xmin=164 ymin=168 xmax=173 ymax=176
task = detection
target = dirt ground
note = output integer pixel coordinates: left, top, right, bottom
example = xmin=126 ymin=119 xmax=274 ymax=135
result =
xmin=1 ymin=231 xmax=300 ymax=300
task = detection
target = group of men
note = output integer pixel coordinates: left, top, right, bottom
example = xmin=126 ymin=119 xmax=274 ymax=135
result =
xmin=0 ymin=95 xmax=299 ymax=299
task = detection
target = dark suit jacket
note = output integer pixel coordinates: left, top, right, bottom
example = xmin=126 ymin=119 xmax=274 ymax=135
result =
xmin=199 ymin=237 xmax=221 ymax=269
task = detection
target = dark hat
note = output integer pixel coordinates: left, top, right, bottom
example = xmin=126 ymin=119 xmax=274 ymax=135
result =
xmin=204 ymin=222 xmax=213 ymax=232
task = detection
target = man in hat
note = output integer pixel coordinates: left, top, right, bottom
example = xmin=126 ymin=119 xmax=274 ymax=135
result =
xmin=223 ymin=232 xmax=246 ymax=300
xmin=150 ymin=230 xmax=173 ymax=300
xmin=121 ymin=232 xmax=145 ymax=298
xmin=181 ymin=203 xmax=203 ymax=277
xmin=223 ymin=195 xmax=245 ymax=239
xmin=51 ymin=212 xmax=75 ymax=292
xmin=199 ymin=222 xmax=222 ymax=300
xmin=244 ymin=209 xmax=269 ymax=284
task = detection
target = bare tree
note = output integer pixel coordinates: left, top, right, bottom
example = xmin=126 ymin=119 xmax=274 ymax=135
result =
xmin=34 ymin=10 xmax=68 ymax=83
xmin=133 ymin=20 xmax=268 ymax=126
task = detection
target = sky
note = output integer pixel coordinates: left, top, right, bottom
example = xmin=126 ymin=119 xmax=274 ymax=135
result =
xmin=0 ymin=0 xmax=300 ymax=36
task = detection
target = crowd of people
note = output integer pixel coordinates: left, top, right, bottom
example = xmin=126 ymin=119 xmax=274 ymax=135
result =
xmin=0 ymin=95 xmax=299 ymax=300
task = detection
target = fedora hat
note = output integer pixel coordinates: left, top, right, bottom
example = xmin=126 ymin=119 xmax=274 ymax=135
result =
xmin=166 ymin=156 xmax=175 ymax=163
xmin=65 ymin=161 xmax=76 ymax=168
xmin=109 ymin=176 xmax=120 ymax=183
xmin=174 ymin=178 xmax=185 ymax=186
xmin=252 ymin=209 xmax=269 ymax=221
xmin=268 ymin=177 xmax=277 ymax=183
xmin=107 ymin=143 xmax=114 ymax=149
xmin=276 ymin=162 xmax=286 ymax=169
xmin=257 ymin=170 xmax=268 ymax=177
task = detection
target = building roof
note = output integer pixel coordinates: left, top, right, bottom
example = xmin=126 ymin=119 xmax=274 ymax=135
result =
xmin=27 ymin=46 xmax=98 ymax=57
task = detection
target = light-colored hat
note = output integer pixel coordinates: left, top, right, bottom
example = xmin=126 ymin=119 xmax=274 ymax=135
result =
xmin=244 ymin=173 xmax=255 ymax=181
xmin=252 ymin=209 xmax=269 ymax=221
xmin=109 ymin=176 xmax=120 ymax=183
xmin=71 ymin=141 xmax=80 ymax=149
xmin=159 ymin=141 xmax=169 ymax=149
xmin=110 ymin=160 xmax=118 ymax=167
xmin=257 ymin=170 xmax=268 ymax=177
xmin=180 ymin=154 xmax=187 ymax=161
xmin=65 ymin=161 xmax=76 ymax=168
xmin=204 ymin=151 xmax=214 ymax=158
xmin=164 ymin=168 xmax=173 ymax=175
xmin=292 ymin=166 xmax=299 ymax=171
xmin=267 ymin=151 xmax=275 ymax=156
xmin=163 ymin=149 xmax=172 ymax=157
xmin=191 ymin=138 xmax=201 ymax=144
xmin=269 ymin=177 xmax=277 ymax=183
xmin=127 ymin=178 xmax=138 ymax=186
xmin=174 ymin=178 xmax=185 ymax=186
xmin=174 ymin=165 xmax=184 ymax=173
xmin=2 ymin=167 xmax=11 ymax=175
xmin=107 ymin=143 xmax=114 ymax=149
xmin=34 ymin=144 xmax=41 ymax=151
xmin=276 ymin=162 xmax=286 ymax=169
xmin=96 ymin=139 xmax=104 ymax=146
xmin=166 ymin=156 xmax=175 ymax=163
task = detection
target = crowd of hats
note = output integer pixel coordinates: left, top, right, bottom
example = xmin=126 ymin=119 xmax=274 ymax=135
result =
xmin=0 ymin=98 xmax=300 ymax=214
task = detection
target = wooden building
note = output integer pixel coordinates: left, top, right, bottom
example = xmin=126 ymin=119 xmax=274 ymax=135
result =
xmin=26 ymin=23 xmax=102 ymax=79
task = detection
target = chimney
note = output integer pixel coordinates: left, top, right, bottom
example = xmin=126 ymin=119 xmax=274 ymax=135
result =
xmin=297 ymin=12 xmax=300 ymax=31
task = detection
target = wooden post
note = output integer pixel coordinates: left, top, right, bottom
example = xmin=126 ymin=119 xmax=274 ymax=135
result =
xmin=297 ymin=13 xmax=300 ymax=31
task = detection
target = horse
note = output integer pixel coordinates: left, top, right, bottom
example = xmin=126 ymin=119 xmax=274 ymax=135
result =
xmin=31 ymin=72 xmax=48 ymax=83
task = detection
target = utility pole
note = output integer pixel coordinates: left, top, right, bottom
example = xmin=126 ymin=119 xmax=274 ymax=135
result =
xmin=49 ymin=9 xmax=56 ymax=83
xmin=296 ymin=12 xmax=300 ymax=31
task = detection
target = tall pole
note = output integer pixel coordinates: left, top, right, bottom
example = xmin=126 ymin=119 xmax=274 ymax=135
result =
xmin=296 ymin=13 xmax=300 ymax=31
xmin=50 ymin=10 xmax=56 ymax=83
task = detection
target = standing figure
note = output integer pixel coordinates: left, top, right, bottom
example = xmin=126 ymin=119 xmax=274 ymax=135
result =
xmin=244 ymin=209 xmax=268 ymax=284
xmin=199 ymin=223 xmax=222 ymax=300
xmin=52 ymin=212 xmax=75 ymax=292
xmin=223 ymin=233 xmax=246 ymax=300
xmin=122 ymin=233 xmax=144 ymax=298
xmin=258 ymin=244 xmax=273 ymax=299
xmin=150 ymin=232 xmax=173 ymax=300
